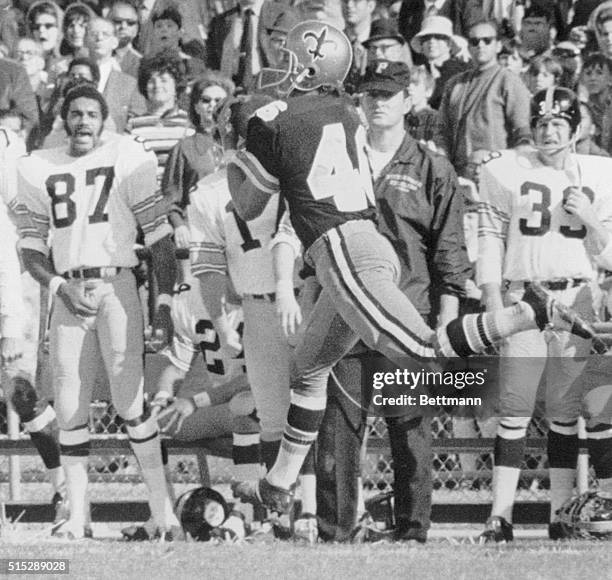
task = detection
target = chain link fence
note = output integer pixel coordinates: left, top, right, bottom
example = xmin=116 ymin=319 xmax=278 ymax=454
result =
xmin=0 ymin=400 xmax=570 ymax=504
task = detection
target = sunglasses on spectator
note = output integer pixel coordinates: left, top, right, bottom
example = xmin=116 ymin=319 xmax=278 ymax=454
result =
xmin=112 ymin=17 xmax=138 ymax=26
xmin=32 ymin=22 xmax=57 ymax=30
xmin=199 ymin=95 xmax=224 ymax=104
xmin=420 ymin=34 xmax=448 ymax=42
xmin=468 ymin=36 xmax=496 ymax=47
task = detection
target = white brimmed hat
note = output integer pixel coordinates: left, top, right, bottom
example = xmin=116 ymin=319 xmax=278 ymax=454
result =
xmin=410 ymin=15 xmax=461 ymax=54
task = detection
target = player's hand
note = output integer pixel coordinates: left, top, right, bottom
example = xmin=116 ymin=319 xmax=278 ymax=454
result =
xmin=0 ymin=337 xmax=23 ymax=369
xmin=563 ymin=187 xmax=598 ymax=225
xmin=174 ymin=225 xmax=191 ymax=249
xmin=219 ymin=326 xmax=242 ymax=359
xmin=276 ymin=287 xmax=302 ymax=337
xmin=149 ymin=391 xmax=172 ymax=418
xmin=152 ymin=305 xmax=173 ymax=349
xmin=157 ymin=397 xmax=196 ymax=436
xmin=57 ymin=282 xmax=98 ymax=317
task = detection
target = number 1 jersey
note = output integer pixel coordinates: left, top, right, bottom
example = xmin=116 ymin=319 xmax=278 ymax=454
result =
xmin=234 ymin=94 xmax=376 ymax=250
xmin=477 ymin=148 xmax=612 ymax=285
xmin=13 ymin=135 xmax=169 ymax=274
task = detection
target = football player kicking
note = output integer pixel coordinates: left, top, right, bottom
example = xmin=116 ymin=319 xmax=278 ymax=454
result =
xmin=11 ymin=84 xmax=180 ymax=540
xmin=478 ymin=87 xmax=612 ymax=542
xmin=229 ymin=21 xmax=600 ymax=515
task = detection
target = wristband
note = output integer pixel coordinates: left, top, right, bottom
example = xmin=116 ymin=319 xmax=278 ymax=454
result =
xmin=192 ymin=391 xmax=211 ymax=408
xmin=156 ymin=293 xmax=172 ymax=308
xmin=49 ymin=276 xmax=65 ymax=296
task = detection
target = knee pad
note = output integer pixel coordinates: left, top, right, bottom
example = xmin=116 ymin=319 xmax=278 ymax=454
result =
xmin=548 ymin=421 xmax=579 ymax=469
xmin=229 ymin=391 xmax=255 ymax=418
xmin=11 ymin=375 xmax=46 ymax=424
xmin=59 ymin=425 xmax=90 ymax=457
xmin=586 ymin=424 xmax=612 ymax=479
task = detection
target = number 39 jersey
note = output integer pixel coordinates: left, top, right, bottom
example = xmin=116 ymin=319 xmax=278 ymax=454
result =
xmin=477 ymin=148 xmax=612 ymax=285
xmin=166 ymin=280 xmax=245 ymax=387
xmin=12 ymin=135 xmax=170 ymax=274
xmin=232 ymin=94 xmax=376 ymax=250
xmin=188 ymin=167 xmax=301 ymax=295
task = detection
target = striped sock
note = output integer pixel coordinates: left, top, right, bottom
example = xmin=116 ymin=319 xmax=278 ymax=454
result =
xmin=266 ymin=391 xmax=326 ymax=490
xmin=438 ymin=304 xmax=536 ymax=357
xmin=232 ymin=431 xmax=262 ymax=480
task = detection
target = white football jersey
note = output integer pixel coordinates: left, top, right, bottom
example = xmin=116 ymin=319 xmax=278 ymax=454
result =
xmin=477 ymin=149 xmax=612 ymax=286
xmin=166 ymin=280 xmax=245 ymax=387
xmin=13 ymin=135 xmax=171 ymax=274
xmin=188 ymin=167 xmax=301 ymax=295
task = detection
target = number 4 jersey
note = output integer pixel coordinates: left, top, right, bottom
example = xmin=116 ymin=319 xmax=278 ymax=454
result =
xmin=477 ymin=148 xmax=612 ymax=285
xmin=233 ymin=94 xmax=376 ymax=250
xmin=12 ymin=135 xmax=170 ymax=274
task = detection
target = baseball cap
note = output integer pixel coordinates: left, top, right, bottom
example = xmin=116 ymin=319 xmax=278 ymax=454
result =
xmin=358 ymin=61 xmax=411 ymax=94
xmin=362 ymin=19 xmax=405 ymax=48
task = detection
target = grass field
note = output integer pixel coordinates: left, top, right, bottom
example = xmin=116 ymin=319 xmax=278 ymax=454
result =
xmin=1 ymin=529 xmax=611 ymax=580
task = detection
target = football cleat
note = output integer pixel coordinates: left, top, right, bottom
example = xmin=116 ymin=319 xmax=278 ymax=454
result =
xmin=522 ymin=282 xmax=599 ymax=340
xmin=231 ymin=478 xmax=295 ymax=515
xmin=349 ymin=512 xmax=393 ymax=544
xmin=121 ymin=524 xmax=153 ymax=542
xmin=154 ymin=525 xmax=186 ymax=542
xmin=51 ymin=520 xmax=91 ymax=541
xmin=548 ymin=521 xmax=573 ymax=540
xmin=478 ymin=516 xmax=514 ymax=544
xmin=52 ymin=491 xmax=69 ymax=526
xmin=293 ymin=513 xmax=318 ymax=545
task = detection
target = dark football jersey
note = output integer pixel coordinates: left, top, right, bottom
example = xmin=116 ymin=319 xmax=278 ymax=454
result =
xmin=244 ymin=94 xmax=376 ymax=250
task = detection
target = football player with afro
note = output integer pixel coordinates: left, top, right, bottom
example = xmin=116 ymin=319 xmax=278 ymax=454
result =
xmin=228 ymin=21 xmax=600 ymax=515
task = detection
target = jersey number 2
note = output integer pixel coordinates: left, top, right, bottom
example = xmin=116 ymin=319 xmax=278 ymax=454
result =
xmin=46 ymin=167 xmax=115 ymax=229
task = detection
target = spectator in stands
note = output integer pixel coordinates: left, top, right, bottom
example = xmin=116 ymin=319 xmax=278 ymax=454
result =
xmin=298 ymin=0 xmax=344 ymax=28
xmin=435 ymin=19 xmax=532 ymax=177
xmin=580 ymin=52 xmax=612 ymax=153
xmin=342 ymin=0 xmax=377 ymax=92
xmin=26 ymin=1 xmax=63 ymax=75
xmin=85 ymin=16 xmax=146 ymax=132
xmin=588 ymin=1 xmax=612 ymax=59
xmin=59 ymin=2 xmax=94 ymax=60
xmin=577 ymin=101 xmax=611 ymax=156
xmin=410 ymin=15 xmax=470 ymax=109
xmin=109 ymin=0 xmax=141 ymax=78
xmin=363 ymin=18 xmax=412 ymax=69
xmin=398 ymin=0 xmax=486 ymax=50
xmin=128 ymin=51 xmax=194 ymax=184
xmin=497 ymin=36 xmax=525 ymax=75
xmin=552 ymin=41 xmax=583 ymax=91
xmin=0 ymin=57 xmax=39 ymax=139
xmin=519 ymin=1 xmax=556 ymax=58
xmin=206 ymin=0 xmax=297 ymax=93
xmin=162 ymin=72 xmax=234 ymax=249
xmin=405 ymin=64 xmax=439 ymax=145
xmin=524 ymin=54 xmax=563 ymax=95
xmin=136 ymin=0 xmax=210 ymax=61
xmin=12 ymin=38 xmax=54 ymax=126
xmin=149 ymin=6 xmax=206 ymax=89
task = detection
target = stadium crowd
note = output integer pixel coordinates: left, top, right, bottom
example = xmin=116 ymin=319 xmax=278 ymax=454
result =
xmin=1 ymin=0 xmax=612 ymax=546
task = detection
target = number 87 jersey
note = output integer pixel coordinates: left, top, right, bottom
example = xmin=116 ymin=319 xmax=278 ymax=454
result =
xmin=477 ymin=148 xmax=612 ymax=286
xmin=13 ymin=135 xmax=167 ymax=274
xmin=233 ymin=94 xmax=376 ymax=251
